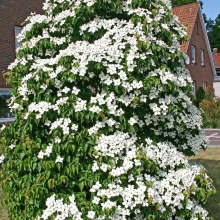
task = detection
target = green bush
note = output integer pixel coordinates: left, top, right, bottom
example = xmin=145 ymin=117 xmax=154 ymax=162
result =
xmin=200 ymin=97 xmax=220 ymax=128
xmin=194 ymin=87 xmax=205 ymax=107
xmin=198 ymin=86 xmax=220 ymax=128
xmin=0 ymin=0 xmax=215 ymax=219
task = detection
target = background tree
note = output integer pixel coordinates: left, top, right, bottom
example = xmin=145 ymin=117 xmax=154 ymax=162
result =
xmin=172 ymin=0 xmax=203 ymax=8
xmin=0 ymin=0 xmax=215 ymax=219
xmin=207 ymin=14 xmax=220 ymax=51
xmin=204 ymin=16 xmax=214 ymax=32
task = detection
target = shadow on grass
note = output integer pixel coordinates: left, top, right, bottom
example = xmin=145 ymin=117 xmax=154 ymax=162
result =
xmin=189 ymin=159 xmax=220 ymax=220
xmin=0 ymin=185 xmax=8 ymax=220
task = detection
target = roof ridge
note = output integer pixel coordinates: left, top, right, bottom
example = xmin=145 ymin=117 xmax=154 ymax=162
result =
xmin=212 ymin=52 xmax=220 ymax=59
xmin=212 ymin=52 xmax=220 ymax=67
xmin=172 ymin=2 xmax=200 ymax=9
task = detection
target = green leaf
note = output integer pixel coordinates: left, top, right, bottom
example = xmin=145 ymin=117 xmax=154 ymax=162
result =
xmin=79 ymin=182 xmax=84 ymax=192
xmin=19 ymin=153 xmax=25 ymax=160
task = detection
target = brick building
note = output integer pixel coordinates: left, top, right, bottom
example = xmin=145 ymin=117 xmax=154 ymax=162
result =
xmin=0 ymin=0 xmax=45 ymax=89
xmin=0 ymin=0 xmax=44 ymax=117
xmin=172 ymin=3 xmax=216 ymax=94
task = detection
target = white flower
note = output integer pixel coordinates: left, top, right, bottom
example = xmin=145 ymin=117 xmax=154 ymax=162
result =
xmin=55 ymin=156 xmax=64 ymax=163
xmin=87 ymin=211 xmax=95 ymax=219
xmin=9 ymin=144 xmax=15 ymax=149
xmin=92 ymin=196 xmax=100 ymax=205
xmin=72 ymin=86 xmax=80 ymax=95
xmin=74 ymin=98 xmax=87 ymax=112
xmin=92 ymin=161 xmax=99 ymax=172
xmin=0 ymin=124 xmax=6 ymax=131
xmin=89 ymin=105 xmax=102 ymax=113
xmin=45 ymin=144 xmax=53 ymax=156
xmin=38 ymin=151 xmax=44 ymax=159
xmin=0 ymin=155 xmax=5 ymax=164
xmin=71 ymin=124 xmax=78 ymax=131
xmin=128 ymin=117 xmax=137 ymax=125
xmin=54 ymin=137 xmax=61 ymax=143
xmin=62 ymin=86 xmax=70 ymax=94
xmin=40 ymin=84 xmax=47 ymax=90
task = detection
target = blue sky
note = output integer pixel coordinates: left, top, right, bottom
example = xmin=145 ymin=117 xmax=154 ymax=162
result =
xmin=202 ymin=0 xmax=220 ymax=21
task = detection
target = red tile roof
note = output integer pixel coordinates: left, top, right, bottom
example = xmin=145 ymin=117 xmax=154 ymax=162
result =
xmin=212 ymin=52 xmax=220 ymax=68
xmin=172 ymin=2 xmax=200 ymax=53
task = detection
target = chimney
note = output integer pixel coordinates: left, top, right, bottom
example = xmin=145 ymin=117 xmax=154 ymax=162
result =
xmin=213 ymin=48 xmax=218 ymax=54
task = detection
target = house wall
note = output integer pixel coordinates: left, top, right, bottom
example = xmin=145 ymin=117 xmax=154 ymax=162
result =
xmin=213 ymin=67 xmax=220 ymax=97
xmin=213 ymin=82 xmax=220 ymax=97
xmin=185 ymin=13 xmax=214 ymax=92
xmin=0 ymin=0 xmax=45 ymax=88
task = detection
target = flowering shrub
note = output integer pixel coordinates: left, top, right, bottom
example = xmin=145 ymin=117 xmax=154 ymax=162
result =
xmin=0 ymin=0 xmax=215 ymax=219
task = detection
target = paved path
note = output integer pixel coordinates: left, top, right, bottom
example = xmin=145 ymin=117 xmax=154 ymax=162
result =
xmin=0 ymin=117 xmax=15 ymax=124
xmin=204 ymin=129 xmax=220 ymax=146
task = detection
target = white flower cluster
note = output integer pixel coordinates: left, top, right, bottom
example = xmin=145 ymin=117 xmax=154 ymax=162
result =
xmin=88 ymin=118 xmax=119 ymax=136
xmin=17 ymin=14 xmax=50 ymax=45
xmin=143 ymin=139 xmax=187 ymax=169
xmin=38 ymin=143 xmax=53 ymax=159
xmin=49 ymin=118 xmax=73 ymax=135
xmin=25 ymin=97 xmax=68 ymax=119
xmin=188 ymin=200 xmax=210 ymax=219
xmin=145 ymin=165 xmax=208 ymax=214
xmin=88 ymin=132 xmax=212 ymax=219
xmin=39 ymin=194 xmax=83 ymax=220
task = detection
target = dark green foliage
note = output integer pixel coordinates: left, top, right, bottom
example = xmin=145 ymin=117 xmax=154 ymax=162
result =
xmin=207 ymin=14 xmax=220 ymax=52
xmin=172 ymin=0 xmax=203 ymax=8
xmin=195 ymin=87 xmax=205 ymax=107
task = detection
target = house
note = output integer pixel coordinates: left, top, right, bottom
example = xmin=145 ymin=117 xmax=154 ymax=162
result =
xmin=212 ymin=48 xmax=220 ymax=96
xmin=0 ymin=0 xmax=44 ymax=117
xmin=172 ymin=2 xmax=216 ymax=94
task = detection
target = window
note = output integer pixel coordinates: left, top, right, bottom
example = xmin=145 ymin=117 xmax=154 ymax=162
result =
xmin=196 ymin=21 xmax=199 ymax=35
xmin=201 ymin=49 xmax=204 ymax=66
xmin=192 ymin=45 xmax=196 ymax=64
xmin=192 ymin=81 xmax=196 ymax=94
xmin=203 ymin=82 xmax=207 ymax=90
xmin=15 ymin=26 xmax=23 ymax=51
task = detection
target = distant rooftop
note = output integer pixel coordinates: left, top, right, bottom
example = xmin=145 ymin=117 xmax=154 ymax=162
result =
xmin=212 ymin=49 xmax=220 ymax=68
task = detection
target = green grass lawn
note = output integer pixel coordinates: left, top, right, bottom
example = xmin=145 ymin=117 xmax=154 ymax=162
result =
xmin=0 ymin=147 xmax=219 ymax=219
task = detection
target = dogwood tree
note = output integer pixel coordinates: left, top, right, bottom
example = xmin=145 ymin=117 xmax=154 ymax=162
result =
xmin=0 ymin=0 xmax=215 ymax=219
